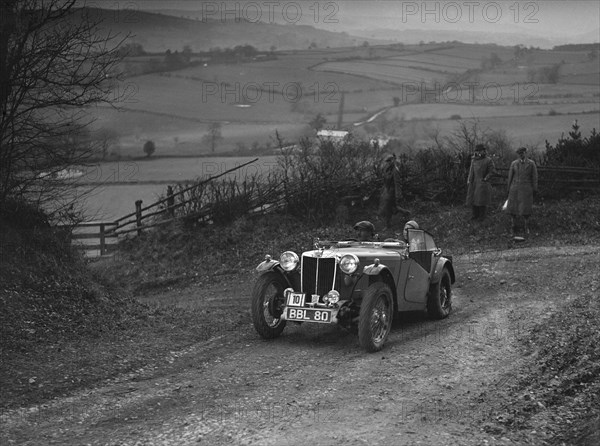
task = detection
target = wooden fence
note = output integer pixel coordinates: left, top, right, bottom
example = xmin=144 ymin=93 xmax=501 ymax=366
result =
xmin=493 ymin=166 xmax=600 ymax=192
xmin=67 ymin=221 xmax=118 ymax=257
xmin=65 ymin=162 xmax=599 ymax=258
xmin=65 ymin=158 xmax=261 ymax=257
xmin=104 ymin=158 xmax=260 ymax=237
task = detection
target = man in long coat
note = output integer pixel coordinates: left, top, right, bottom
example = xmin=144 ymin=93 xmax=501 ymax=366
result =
xmin=507 ymin=146 xmax=538 ymax=234
xmin=466 ymin=144 xmax=496 ymax=220
xmin=378 ymin=153 xmax=410 ymax=229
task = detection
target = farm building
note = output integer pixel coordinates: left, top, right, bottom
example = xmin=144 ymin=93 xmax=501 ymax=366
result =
xmin=317 ymin=129 xmax=349 ymax=140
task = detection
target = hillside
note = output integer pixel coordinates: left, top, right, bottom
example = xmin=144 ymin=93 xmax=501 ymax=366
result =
xmin=75 ymin=7 xmax=367 ymax=52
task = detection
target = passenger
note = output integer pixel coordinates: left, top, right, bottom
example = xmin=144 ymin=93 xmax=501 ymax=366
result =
xmin=403 ymin=220 xmax=423 ymax=251
xmin=353 ymin=220 xmax=375 ymax=241
xmin=403 ymin=220 xmax=419 ymax=242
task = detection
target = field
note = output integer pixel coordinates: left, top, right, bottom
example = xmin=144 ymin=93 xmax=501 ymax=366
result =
xmin=76 ymin=156 xmax=278 ymax=220
xmin=81 ymin=42 xmax=599 ymax=221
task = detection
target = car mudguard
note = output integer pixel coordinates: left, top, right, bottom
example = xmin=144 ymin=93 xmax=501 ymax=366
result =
xmin=256 ymin=258 xmax=280 ymax=273
xmin=431 ymin=256 xmax=456 ymax=284
xmin=256 ymin=259 xmax=298 ymax=289
xmin=362 ymin=263 xmax=389 ymax=276
xmin=362 ymin=263 xmax=398 ymax=313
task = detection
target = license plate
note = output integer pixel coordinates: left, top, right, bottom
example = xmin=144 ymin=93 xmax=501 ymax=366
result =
xmin=286 ymin=307 xmax=332 ymax=323
xmin=286 ymin=292 xmax=305 ymax=307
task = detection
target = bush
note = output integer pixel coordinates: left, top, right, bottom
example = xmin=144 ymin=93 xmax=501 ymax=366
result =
xmin=275 ymin=135 xmax=384 ymax=222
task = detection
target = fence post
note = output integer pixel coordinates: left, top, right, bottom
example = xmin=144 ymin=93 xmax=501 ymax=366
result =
xmin=99 ymin=223 xmax=106 ymax=255
xmin=135 ymin=200 xmax=143 ymax=235
xmin=167 ymin=185 xmax=175 ymax=217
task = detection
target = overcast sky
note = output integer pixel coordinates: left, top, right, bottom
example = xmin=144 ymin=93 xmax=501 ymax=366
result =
xmin=84 ymin=1 xmax=600 ymax=41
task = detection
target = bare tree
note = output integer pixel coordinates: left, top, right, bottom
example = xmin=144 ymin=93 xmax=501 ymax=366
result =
xmin=202 ymin=122 xmax=223 ymax=153
xmin=95 ymin=127 xmax=119 ymax=160
xmin=0 ymin=0 xmax=126 ymax=210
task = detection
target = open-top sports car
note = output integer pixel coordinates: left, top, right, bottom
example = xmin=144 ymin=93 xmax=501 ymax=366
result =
xmin=251 ymin=229 xmax=455 ymax=352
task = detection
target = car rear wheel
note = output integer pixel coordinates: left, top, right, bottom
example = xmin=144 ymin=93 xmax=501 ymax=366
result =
xmin=251 ymin=271 xmax=287 ymax=339
xmin=427 ymin=268 xmax=452 ymax=319
xmin=358 ymin=282 xmax=394 ymax=352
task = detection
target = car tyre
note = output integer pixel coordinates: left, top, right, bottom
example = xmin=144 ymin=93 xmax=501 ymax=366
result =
xmin=358 ymin=282 xmax=394 ymax=352
xmin=251 ymin=271 xmax=287 ymax=339
xmin=427 ymin=268 xmax=452 ymax=319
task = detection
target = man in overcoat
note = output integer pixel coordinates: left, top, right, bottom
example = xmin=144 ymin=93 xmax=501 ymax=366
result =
xmin=378 ymin=153 xmax=410 ymax=229
xmin=466 ymin=144 xmax=496 ymax=220
xmin=507 ymin=147 xmax=538 ymax=234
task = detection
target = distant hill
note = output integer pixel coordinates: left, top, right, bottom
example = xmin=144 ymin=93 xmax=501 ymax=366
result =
xmin=350 ymin=27 xmax=600 ymax=50
xmin=75 ymin=8 xmax=369 ymax=52
xmin=350 ymin=28 xmax=556 ymax=49
xmin=553 ymin=43 xmax=600 ymax=51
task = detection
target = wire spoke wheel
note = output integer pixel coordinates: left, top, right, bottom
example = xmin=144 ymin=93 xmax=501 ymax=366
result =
xmin=359 ymin=282 xmax=394 ymax=352
xmin=427 ymin=268 xmax=453 ymax=319
xmin=262 ymin=282 xmax=281 ymax=328
xmin=251 ymin=272 xmax=287 ymax=339
xmin=370 ymin=298 xmax=391 ymax=344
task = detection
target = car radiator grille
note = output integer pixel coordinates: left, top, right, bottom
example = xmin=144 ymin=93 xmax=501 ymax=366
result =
xmin=301 ymin=256 xmax=341 ymax=297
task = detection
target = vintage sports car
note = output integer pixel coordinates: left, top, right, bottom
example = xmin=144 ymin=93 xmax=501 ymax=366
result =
xmin=251 ymin=229 xmax=456 ymax=352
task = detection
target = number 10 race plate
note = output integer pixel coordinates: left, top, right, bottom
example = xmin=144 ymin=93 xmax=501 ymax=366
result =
xmin=286 ymin=307 xmax=332 ymax=323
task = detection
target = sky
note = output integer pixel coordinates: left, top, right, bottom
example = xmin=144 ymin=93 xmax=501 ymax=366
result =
xmin=82 ymin=1 xmax=600 ymax=43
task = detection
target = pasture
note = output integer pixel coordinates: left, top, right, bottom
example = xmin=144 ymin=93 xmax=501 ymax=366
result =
xmin=76 ymin=156 xmax=278 ymax=220
xmin=79 ymin=42 xmax=599 ymax=221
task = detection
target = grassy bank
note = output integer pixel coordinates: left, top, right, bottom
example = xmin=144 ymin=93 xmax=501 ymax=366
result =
xmin=0 ymin=203 xmax=238 ymax=409
xmin=97 ymin=196 xmax=600 ymax=297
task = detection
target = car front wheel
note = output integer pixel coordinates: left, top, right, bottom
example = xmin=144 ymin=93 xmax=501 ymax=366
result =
xmin=251 ymin=271 xmax=287 ymax=339
xmin=427 ymin=268 xmax=452 ymax=319
xmin=358 ymin=282 xmax=394 ymax=352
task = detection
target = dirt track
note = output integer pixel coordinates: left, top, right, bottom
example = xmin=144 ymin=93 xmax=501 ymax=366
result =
xmin=2 ymin=244 xmax=598 ymax=446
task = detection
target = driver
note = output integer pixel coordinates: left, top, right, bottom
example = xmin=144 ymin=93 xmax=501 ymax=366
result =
xmin=353 ymin=220 xmax=375 ymax=241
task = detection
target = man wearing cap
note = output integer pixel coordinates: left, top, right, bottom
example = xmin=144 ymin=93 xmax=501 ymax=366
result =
xmin=353 ymin=220 xmax=375 ymax=241
xmin=507 ymin=147 xmax=538 ymax=235
xmin=378 ymin=153 xmax=411 ymax=230
xmin=402 ymin=220 xmax=419 ymax=242
xmin=466 ymin=144 xmax=496 ymax=221
xmin=403 ymin=220 xmax=424 ymax=250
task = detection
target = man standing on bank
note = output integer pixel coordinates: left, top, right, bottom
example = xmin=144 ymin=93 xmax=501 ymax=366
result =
xmin=466 ymin=144 xmax=496 ymax=221
xmin=379 ymin=153 xmax=411 ymax=230
xmin=507 ymin=146 xmax=538 ymax=235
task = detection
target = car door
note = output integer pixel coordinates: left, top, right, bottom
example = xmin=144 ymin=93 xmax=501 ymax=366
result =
xmin=403 ymin=229 xmax=433 ymax=303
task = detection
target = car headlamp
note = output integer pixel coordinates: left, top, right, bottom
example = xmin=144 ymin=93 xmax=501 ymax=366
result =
xmin=326 ymin=290 xmax=340 ymax=304
xmin=279 ymin=251 xmax=299 ymax=271
xmin=339 ymin=254 xmax=359 ymax=274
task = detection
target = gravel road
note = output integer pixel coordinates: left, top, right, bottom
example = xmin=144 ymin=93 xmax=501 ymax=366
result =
xmin=2 ymin=244 xmax=598 ymax=446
